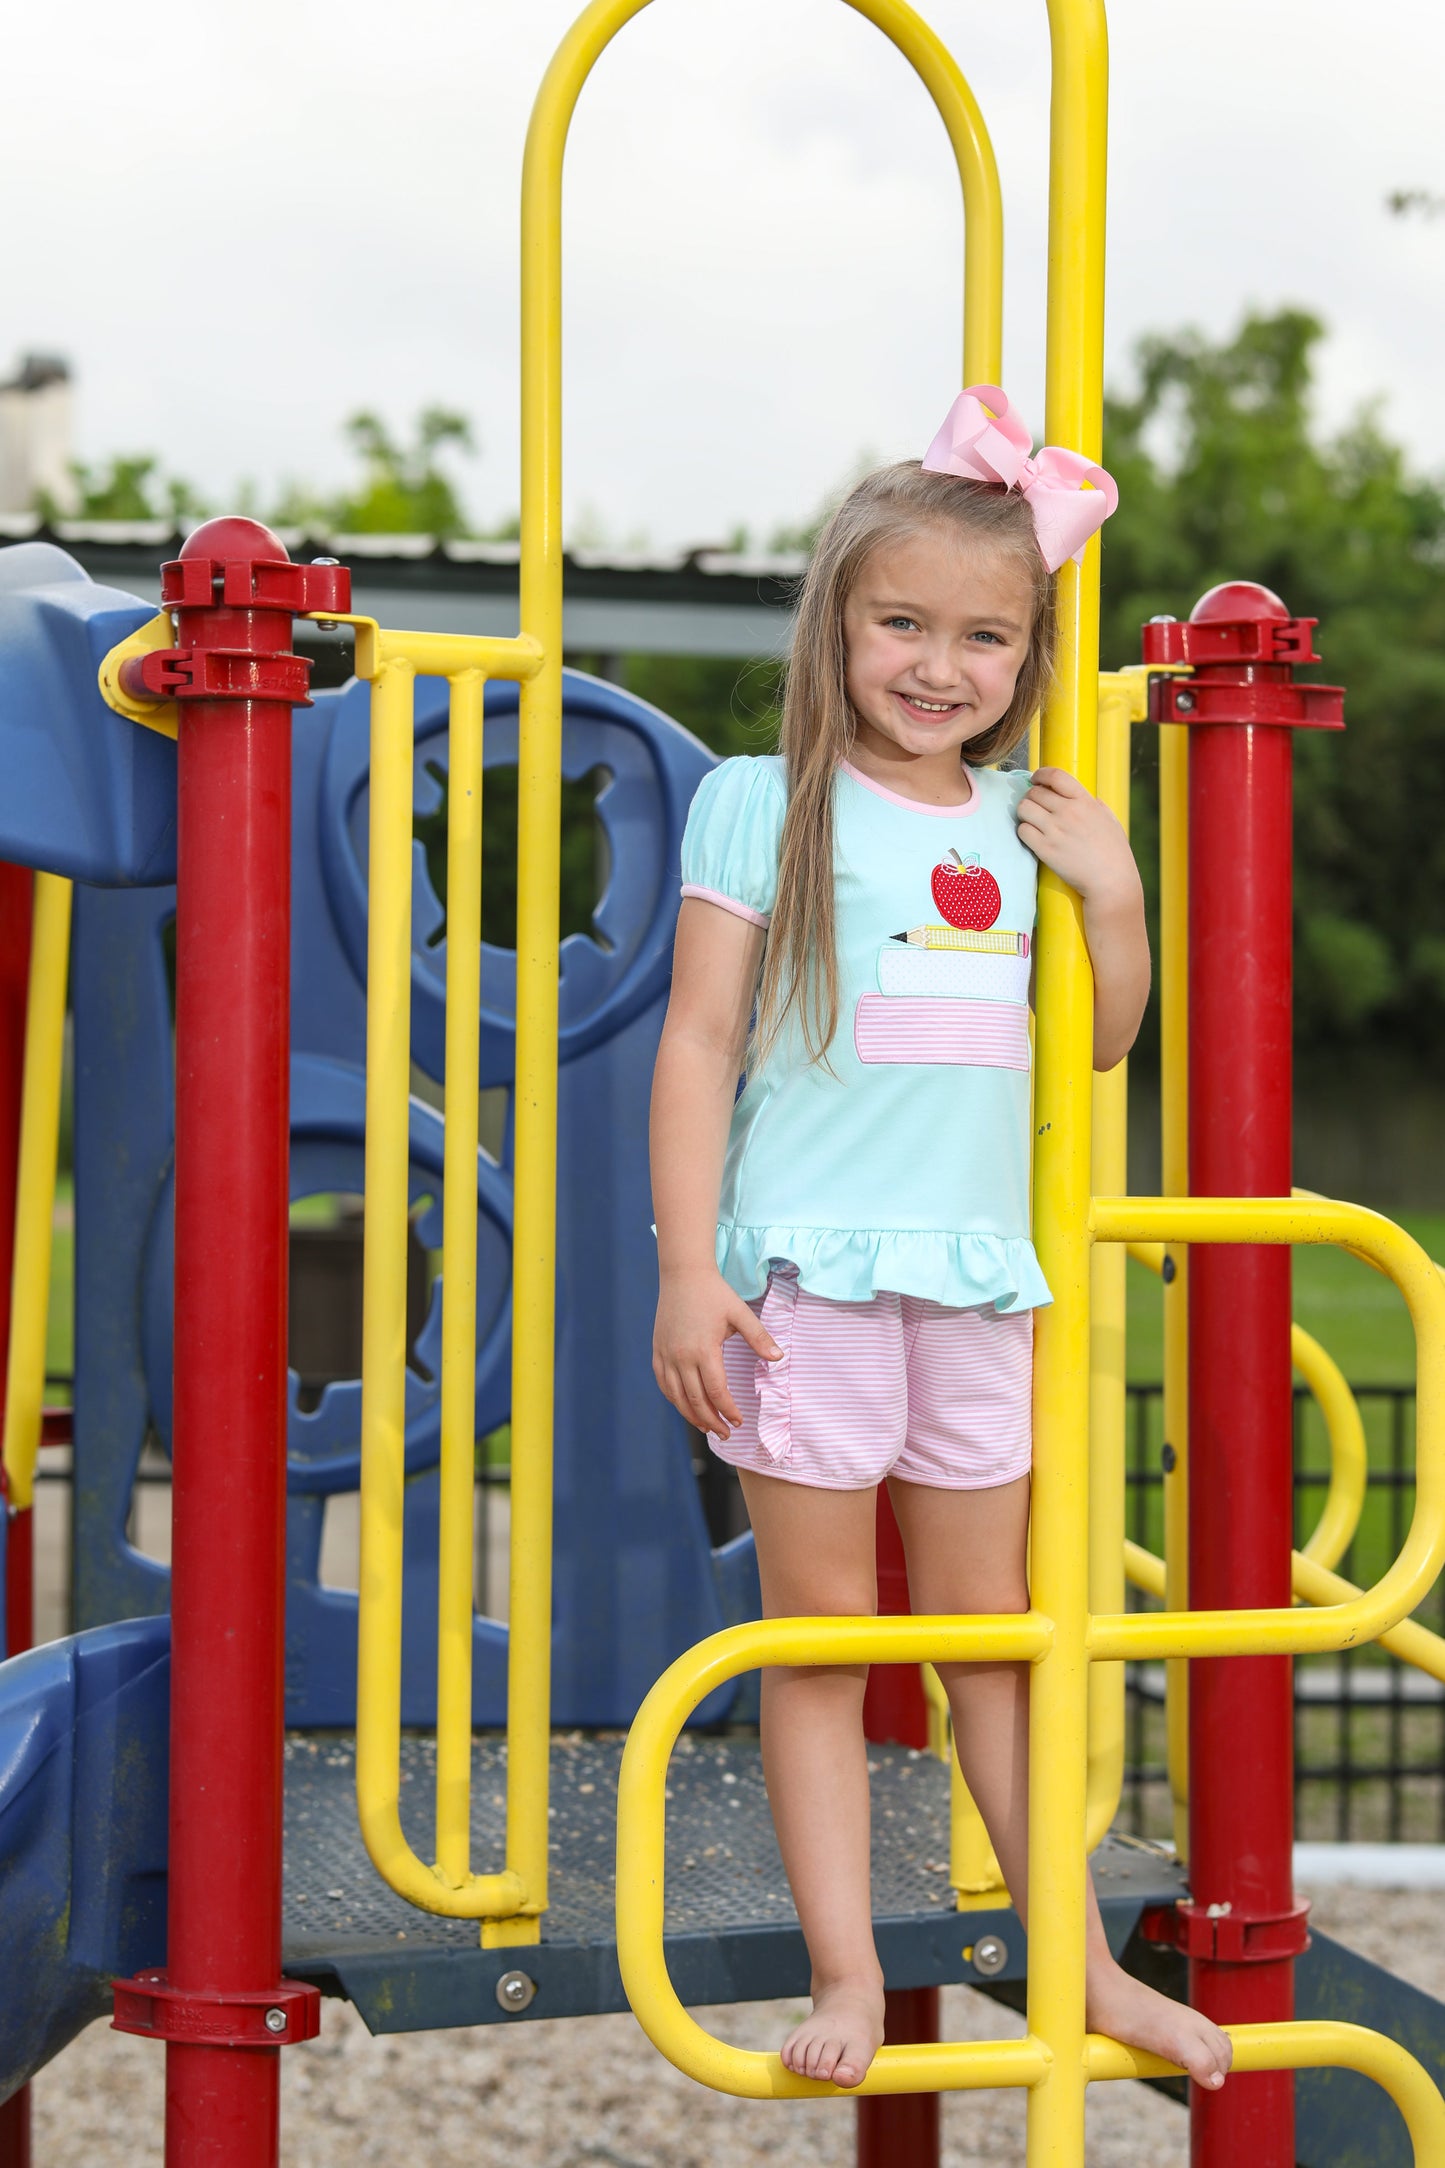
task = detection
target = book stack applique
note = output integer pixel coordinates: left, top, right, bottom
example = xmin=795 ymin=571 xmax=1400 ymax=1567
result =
xmin=854 ymin=847 xmax=1031 ymax=1069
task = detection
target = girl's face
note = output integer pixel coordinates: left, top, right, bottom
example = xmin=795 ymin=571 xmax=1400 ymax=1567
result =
xmin=843 ymin=526 xmax=1035 ymax=769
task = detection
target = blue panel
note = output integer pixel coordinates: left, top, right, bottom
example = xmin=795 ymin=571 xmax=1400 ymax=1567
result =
xmin=0 ymin=544 xmax=176 ymax=886
xmin=0 ymin=1616 xmax=169 ymax=2100
xmin=67 ymin=664 xmax=755 ymax=1728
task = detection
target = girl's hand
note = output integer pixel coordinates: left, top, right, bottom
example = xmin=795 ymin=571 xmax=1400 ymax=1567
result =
xmin=1018 ymin=766 xmax=1150 ymax=1069
xmin=653 ymin=1265 xmax=782 ymax=1436
xmin=1016 ymin=767 xmax=1140 ymax=911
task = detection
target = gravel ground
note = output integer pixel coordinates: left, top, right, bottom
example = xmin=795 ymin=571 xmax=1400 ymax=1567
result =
xmin=30 ymin=1884 xmax=1445 ymax=2168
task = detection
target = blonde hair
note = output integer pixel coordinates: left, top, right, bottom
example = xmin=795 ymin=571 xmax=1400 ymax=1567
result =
xmin=753 ymin=460 xmax=1058 ymax=1073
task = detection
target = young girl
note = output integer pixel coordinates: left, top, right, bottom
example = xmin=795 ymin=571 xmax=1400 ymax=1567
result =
xmin=649 ymin=390 xmax=1233 ymax=2094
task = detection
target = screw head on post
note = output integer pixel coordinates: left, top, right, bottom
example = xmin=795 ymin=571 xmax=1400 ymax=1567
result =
xmin=263 ymin=2007 xmax=288 ymax=2034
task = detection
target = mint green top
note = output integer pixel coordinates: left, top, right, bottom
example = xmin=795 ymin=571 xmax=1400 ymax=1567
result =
xmin=679 ymin=754 xmax=1051 ymax=1314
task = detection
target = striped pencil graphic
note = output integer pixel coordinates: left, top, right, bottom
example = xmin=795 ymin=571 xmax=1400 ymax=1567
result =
xmin=890 ymin=924 xmax=1030 ymax=956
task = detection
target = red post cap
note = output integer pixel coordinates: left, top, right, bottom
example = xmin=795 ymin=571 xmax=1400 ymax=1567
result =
xmin=178 ymin=516 xmax=291 ymax=566
xmin=1190 ymin=580 xmax=1289 ymax=625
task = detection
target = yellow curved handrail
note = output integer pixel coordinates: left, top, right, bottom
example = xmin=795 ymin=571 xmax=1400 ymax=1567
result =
xmin=616 ymin=1614 xmax=1053 ymax=2098
xmin=1 ymin=872 xmax=72 ymax=1521
xmin=1088 ymin=2022 xmax=1445 ymax=2160
xmin=352 ymin=623 xmax=545 ymax=1930
xmin=1126 ymin=1238 xmax=1369 ymax=1572
xmin=512 ymin=0 xmax=1004 ymax=1952
xmin=1091 ymin=1197 xmax=1445 ymax=1661
xmin=1125 ymin=1536 xmax=1445 ymax=1686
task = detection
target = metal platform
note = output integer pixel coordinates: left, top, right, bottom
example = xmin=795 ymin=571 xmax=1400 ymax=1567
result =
xmin=281 ymin=1732 xmax=1187 ymax=2034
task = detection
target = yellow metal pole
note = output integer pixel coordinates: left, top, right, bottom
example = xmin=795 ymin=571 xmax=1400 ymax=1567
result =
xmin=356 ymin=657 xmax=423 ymax=1892
xmin=1025 ymin=3 xmax=1109 ymax=2159
xmin=1 ymin=872 xmax=72 ymax=1516
xmin=1157 ymin=720 xmax=1190 ymax=1853
xmin=1085 ymin=677 xmax=1132 ymax=1855
xmin=435 ymin=670 xmax=485 ymax=1890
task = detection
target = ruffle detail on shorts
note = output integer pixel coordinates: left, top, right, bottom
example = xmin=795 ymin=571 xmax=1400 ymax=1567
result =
xmin=715 ymin=1224 xmax=1052 ymax=1314
xmin=753 ymin=1265 xmax=798 ymax=1464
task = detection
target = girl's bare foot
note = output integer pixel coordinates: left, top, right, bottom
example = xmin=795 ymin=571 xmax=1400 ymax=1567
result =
xmin=781 ymin=1975 xmax=886 ymax=2087
xmin=1086 ymin=1951 xmax=1233 ymax=2090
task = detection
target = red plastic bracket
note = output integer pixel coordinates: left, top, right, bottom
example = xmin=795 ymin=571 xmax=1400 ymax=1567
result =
xmin=1140 ymin=1897 xmax=1311 ymax=1965
xmin=124 ymin=647 xmax=314 ymax=706
xmin=159 ymin=556 xmax=350 ymax=617
xmin=1142 ymin=614 xmax=1321 ymax=669
xmin=111 ymin=1971 xmax=322 ymax=2048
xmin=1149 ymin=674 xmax=1344 ymax=730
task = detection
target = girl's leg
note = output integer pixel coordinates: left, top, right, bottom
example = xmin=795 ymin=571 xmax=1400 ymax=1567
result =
xmin=738 ymin=1467 xmax=884 ymax=2087
xmin=888 ymin=1474 xmax=1233 ymax=2091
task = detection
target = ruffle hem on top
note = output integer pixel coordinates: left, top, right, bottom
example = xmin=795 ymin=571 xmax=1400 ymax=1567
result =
xmin=715 ymin=1224 xmax=1052 ymax=1314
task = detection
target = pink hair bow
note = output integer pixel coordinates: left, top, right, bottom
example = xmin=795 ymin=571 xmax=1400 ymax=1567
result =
xmin=921 ymin=384 xmax=1119 ymax=573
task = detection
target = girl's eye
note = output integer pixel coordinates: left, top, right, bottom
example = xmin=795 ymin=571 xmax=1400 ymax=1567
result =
xmin=971 ymin=630 xmax=1002 ymax=645
xmin=884 ymin=615 xmax=918 ymax=632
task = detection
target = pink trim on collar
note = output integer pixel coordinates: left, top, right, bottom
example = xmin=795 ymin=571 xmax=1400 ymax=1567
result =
xmin=841 ymin=759 xmax=980 ymax=817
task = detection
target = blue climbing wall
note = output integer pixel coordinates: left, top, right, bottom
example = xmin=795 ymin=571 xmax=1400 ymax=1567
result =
xmin=0 ymin=534 xmax=759 ymax=1726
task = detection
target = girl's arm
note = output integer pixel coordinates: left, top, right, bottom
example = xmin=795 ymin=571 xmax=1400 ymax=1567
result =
xmin=650 ymin=898 xmax=782 ymax=1434
xmin=1016 ymin=767 xmax=1150 ymax=1072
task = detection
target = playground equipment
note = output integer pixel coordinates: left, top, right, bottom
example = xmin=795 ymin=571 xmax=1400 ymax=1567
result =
xmin=2 ymin=1 xmax=1445 ymax=2164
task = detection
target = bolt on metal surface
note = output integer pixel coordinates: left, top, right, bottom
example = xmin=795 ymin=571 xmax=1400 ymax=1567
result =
xmin=495 ymin=1970 xmax=538 ymax=2012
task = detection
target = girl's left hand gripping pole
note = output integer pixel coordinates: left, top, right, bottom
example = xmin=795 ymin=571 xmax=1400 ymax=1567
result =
xmin=105 ymin=520 xmax=350 ymax=2168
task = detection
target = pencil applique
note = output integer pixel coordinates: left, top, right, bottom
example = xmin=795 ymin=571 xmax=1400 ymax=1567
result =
xmin=891 ymin=924 xmax=1030 ymax=956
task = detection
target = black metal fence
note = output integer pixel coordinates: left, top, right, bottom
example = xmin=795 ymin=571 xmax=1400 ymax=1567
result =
xmin=1122 ymin=1381 xmax=1441 ymax=1843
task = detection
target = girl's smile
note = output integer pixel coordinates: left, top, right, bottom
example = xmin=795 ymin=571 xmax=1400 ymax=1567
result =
xmin=892 ymin=689 xmax=967 ymax=723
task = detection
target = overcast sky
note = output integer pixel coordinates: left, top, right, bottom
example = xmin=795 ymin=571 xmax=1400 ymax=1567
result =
xmin=3 ymin=0 xmax=1441 ymax=547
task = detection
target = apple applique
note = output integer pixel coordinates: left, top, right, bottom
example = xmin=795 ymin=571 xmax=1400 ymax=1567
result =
xmin=931 ymin=848 xmax=1002 ymax=931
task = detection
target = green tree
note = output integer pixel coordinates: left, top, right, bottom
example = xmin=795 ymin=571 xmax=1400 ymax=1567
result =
xmin=269 ymin=405 xmax=503 ymax=539
xmin=334 ymin=406 xmax=475 ymax=537
xmin=1099 ymin=307 xmax=1445 ymax=1066
xmin=38 ymin=453 xmax=208 ymax=525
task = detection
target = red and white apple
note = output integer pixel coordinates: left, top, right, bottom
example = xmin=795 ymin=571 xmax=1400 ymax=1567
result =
xmin=931 ymin=848 xmax=1002 ymax=931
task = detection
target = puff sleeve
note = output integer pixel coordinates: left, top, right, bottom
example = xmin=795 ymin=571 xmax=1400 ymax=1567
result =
xmin=679 ymin=756 xmax=786 ymax=927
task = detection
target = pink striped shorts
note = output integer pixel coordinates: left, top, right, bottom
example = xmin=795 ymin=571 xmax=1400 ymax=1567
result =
xmin=707 ymin=1262 xmax=1033 ymax=1492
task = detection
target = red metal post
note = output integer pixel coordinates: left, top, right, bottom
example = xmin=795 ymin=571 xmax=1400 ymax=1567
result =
xmin=857 ymin=1488 xmax=940 ymax=2168
xmin=0 ymin=865 xmax=35 ymax=2168
xmin=1144 ymin=587 xmax=1342 ymax=2166
xmin=109 ymin=522 xmax=347 ymax=2166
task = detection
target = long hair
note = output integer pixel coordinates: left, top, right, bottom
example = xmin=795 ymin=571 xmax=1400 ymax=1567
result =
xmin=752 ymin=460 xmax=1058 ymax=1074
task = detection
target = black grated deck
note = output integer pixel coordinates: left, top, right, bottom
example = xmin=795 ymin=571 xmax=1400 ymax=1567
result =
xmin=281 ymin=1732 xmax=1185 ymax=2034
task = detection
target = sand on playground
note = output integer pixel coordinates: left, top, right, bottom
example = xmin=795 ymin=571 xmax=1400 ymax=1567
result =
xmin=28 ymin=1883 xmax=1445 ymax=2167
